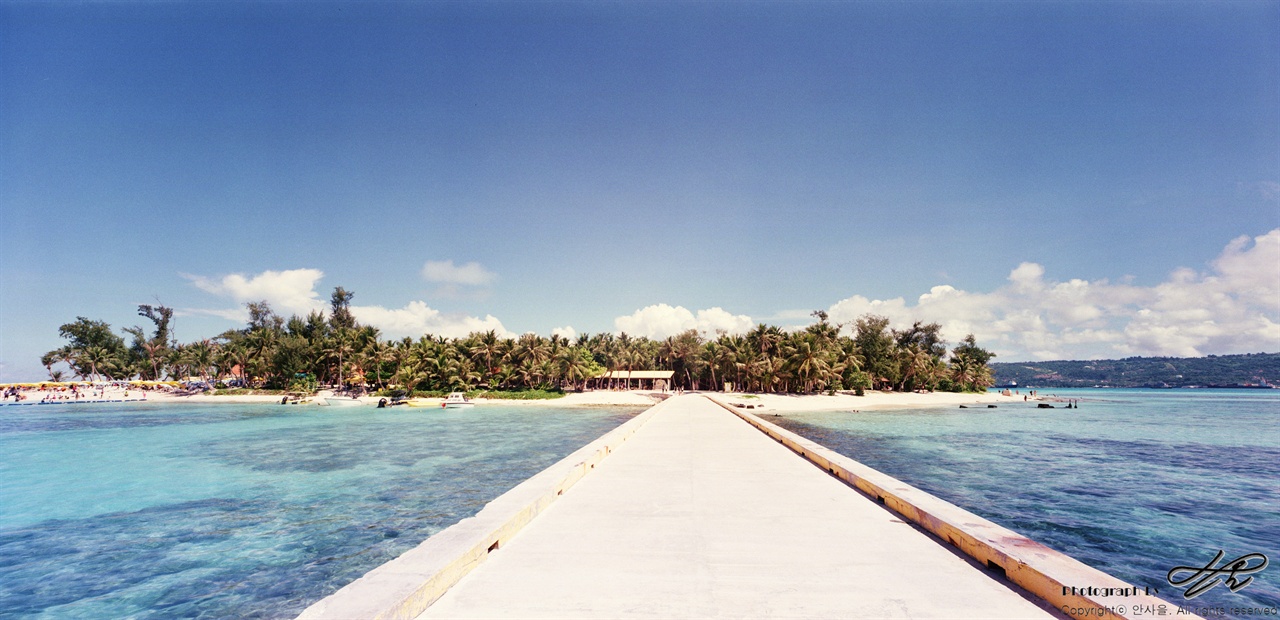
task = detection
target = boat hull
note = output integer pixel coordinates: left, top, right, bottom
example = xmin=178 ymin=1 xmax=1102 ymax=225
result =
xmin=315 ymin=397 xmax=365 ymax=407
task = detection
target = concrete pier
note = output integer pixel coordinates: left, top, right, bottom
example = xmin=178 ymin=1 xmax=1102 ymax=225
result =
xmin=301 ymin=394 xmax=1192 ymax=620
xmin=416 ymin=395 xmax=1054 ymax=619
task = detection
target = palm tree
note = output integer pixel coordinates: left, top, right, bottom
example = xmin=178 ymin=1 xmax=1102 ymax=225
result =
xmin=748 ymin=323 xmax=784 ymax=358
xmin=141 ymin=338 xmax=168 ymax=380
xmin=735 ymin=348 xmax=760 ymax=392
xmin=513 ymin=333 xmax=552 ymax=387
xmin=515 ymin=356 xmax=541 ymax=390
xmin=702 ymin=341 xmax=724 ymax=391
xmin=166 ymin=344 xmax=187 ymax=382
xmin=896 ymin=346 xmax=933 ymax=392
xmin=57 ymin=346 xmax=81 ymax=380
xmin=469 ymin=330 xmax=503 ymax=384
xmin=183 ymin=340 xmax=216 ymax=386
xmin=324 ymin=328 xmax=357 ymax=387
xmin=218 ymin=340 xmax=251 ymax=386
xmin=789 ymin=336 xmax=833 ymax=393
xmin=712 ymin=336 xmax=742 ymax=390
xmin=949 ymin=334 xmax=995 ymax=392
xmin=557 ymin=348 xmax=594 ymax=391
xmin=392 ymin=364 xmax=428 ymax=394
xmin=614 ymin=332 xmax=634 ymax=380
xmin=41 ymin=348 xmax=70 ymax=381
xmin=441 ymin=355 xmax=481 ymax=392
xmin=805 ymin=311 xmax=841 ymax=346
xmin=79 ymin=345 xmax=112 ymax=381
xmin=756 ymin=355 xmax=783 ymax=394
xmin=244 ymin=327 xmax=278 ymax=385
xmin=362 ymin=339 xmax=392 ymax=390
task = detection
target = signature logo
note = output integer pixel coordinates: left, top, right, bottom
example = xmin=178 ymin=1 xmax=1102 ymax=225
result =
xmin=1167 ymin=550 xmax=1268 ymax=599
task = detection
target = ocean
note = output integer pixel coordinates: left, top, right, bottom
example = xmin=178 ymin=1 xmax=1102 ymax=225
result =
xmin=772 ymin=388 xmax=1279 ymax=615
xmin=0 ymin=402 xmax=642 ymax=619
xmin=2 ymin=390 xmax=1275 ymax=618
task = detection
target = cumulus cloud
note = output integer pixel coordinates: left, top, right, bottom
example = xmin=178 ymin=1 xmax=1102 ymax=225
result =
xmin=421 ymin=260 xmax=497 ymax=286
xmin=551 ymin=326 xmax=577 ymax=340
xmin=186 ymin=268 xmax=509 ymax=340
xmin=351 ymin=302 xmax=510 ymax=340
xmin=614 ymin=304 xmax=753 ymax=339
xmin=826 ymin=229 xmax=1280 ymax=360
xmin=183 ymin=269 xmax=327 ymax=315
xmin=1008 ymin=262 xmax=1046 ymax=289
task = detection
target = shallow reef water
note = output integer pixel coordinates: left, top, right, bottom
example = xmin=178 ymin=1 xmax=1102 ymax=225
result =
xmin=774 ymin=388 xmax=1279 ymax=615
xmin=0 ymin=402 xmax=640 ymax=618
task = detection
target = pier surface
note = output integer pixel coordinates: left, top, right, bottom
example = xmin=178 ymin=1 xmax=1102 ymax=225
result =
xmin=417 ymin=395 xmax=1054 ymax=619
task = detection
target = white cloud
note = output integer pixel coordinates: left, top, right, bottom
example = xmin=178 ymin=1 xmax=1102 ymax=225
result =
xmin=551 ymin=326 xmax=577 ymax=340
xmin=1212 ymin=231 xmax=1280 ymax=308
xmin=183 ymin=269 xmax=327 ymax=316
xmin=695 ymin=307 xmax=755 ymax=335
xmin=351 ymin=302 xmax=510 ymax=340
xmin=1008 ymin=262 xmax=1046 ymax=289
xmin=826 ymin=229 xmax=1280 ymax=360
xmin=421 ymin=260 xmax=497 ymax=286
xmin=615 ymin=304 xmax=695 ymax=338
xmin=186 ymin=268 xmax=509 ymax=340
xmin=614 ymin=304 xmax=753 ymax=339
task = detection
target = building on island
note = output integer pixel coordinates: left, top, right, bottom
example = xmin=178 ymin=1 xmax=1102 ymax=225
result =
xmin=591 ymin=370 xmax=674 ymax=392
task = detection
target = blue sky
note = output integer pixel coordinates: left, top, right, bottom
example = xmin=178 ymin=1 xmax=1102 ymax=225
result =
xmin=2 ymin=1 xmax=1278 ymax=381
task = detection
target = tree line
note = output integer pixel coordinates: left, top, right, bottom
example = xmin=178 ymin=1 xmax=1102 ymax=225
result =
xmin=41 ymin=287 xmax=996 ymax=394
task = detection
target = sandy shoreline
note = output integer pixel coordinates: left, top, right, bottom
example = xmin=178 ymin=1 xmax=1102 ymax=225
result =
xmin=713 ymin=389 xmax=1020 ymax=412
xmin=4 ymin=387 xmax=1022 ymax=411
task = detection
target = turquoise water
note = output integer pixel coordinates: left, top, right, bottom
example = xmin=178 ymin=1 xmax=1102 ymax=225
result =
xmin=773 ymin=389 xmax=1279 ymax=614
xmin=0 ymin=402 xmax=642 ymax=618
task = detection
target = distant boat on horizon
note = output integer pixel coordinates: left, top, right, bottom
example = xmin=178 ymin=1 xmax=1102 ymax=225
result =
xmin=1203 ymin=381 xmax=1275 ymax=389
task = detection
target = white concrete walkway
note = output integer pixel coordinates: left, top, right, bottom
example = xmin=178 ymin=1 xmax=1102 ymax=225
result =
xmin=418 ymin=395 xmax=1056 ymax=619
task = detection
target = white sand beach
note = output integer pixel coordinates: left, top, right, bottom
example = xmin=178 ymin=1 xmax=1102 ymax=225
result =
xmin=161 ymin=388 xmax=1022 ymax=410
xmin=498 ymin=389 xmax=1023 ymax=410
xmin=713 ymin=389 xmax=1020 ymax=412
xmin=3 ymin=384 xmax=1024 ymax=411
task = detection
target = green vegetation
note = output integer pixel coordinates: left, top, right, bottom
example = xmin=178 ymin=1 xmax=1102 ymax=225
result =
xmin=372 ymin=389 xmax=566 ymax=400
xmin=992 ymin=353 xmax=1280 ymax=388
xmin=473 ymin=389 xmax=567 ymax=400
xmin=208 ymin=388 xmax=289 ymax=396
xmin=41 ymin=290 xmax=996 ymax=395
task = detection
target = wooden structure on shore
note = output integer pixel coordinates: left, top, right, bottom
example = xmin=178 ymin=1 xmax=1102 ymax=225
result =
xmin=592 ymin=370 xmax=674 ymax=391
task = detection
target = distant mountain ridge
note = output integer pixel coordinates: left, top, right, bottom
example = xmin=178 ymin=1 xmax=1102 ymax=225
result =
xmin=990 ymin=352 xmax=1280 ymax=388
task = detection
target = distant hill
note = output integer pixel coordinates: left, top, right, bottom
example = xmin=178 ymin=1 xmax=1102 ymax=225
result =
xmin=991 ymin=352 xmax=1280 ymax=389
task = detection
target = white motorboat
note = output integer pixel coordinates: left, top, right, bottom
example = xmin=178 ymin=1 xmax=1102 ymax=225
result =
xmin=442 ymin=392 xmax=475 ymax=408
xmin=315 ymin=391 xmax=365 ymax=407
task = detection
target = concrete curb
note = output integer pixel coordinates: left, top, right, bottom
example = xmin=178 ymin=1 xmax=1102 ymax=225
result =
xmin=295 ymin=400 xmax=666 ymax=620
xmin=706 ymin=396 xmax=1201 ymax=620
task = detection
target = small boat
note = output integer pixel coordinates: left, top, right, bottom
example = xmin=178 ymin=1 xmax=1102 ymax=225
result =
xmin=377 ymin=396 xmax=411 ymax=408
xmin=442 ymin=392 xmax=475 ymax=408
xmin=314 ymin=391 xmax=365 ymax=407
